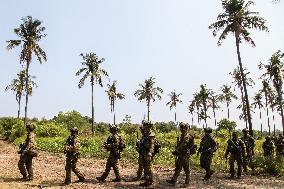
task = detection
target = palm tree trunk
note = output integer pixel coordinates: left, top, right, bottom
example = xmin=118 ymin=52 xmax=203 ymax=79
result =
xmin=174 ymin=111 xmax=177 ymax=123
xmin=259 ymin=104 xmax=263 ymax=136
xmin=265 ymin=96 xmax=270 ymax=135
xmin=235 ymin=34 xmax=253 ymax=136
xmin=272 ymin=109 xmax=275 ymax=136
xmin=147 ymin=100 xmax=150 ymax=121
xmin=213 ymin=108 xmax=216 ymax=127
xmin=17 ymin=96 xmax=21 ymax=118
xmin=227 ymin=101 xmax=230 ymax=119
xmin=24 ymin=62 xmax=30 ymax=127
xmin=91 ymin=77 xmax=94 ymax=135
xmin=240 ymin=88 xmax=247 ymax=127
xmin=277 ymin=88 xmax=284 ymax=135
xmin=191 ymin=113 xmax=193 ymax=126
xmin=113 ymin=102 xmax=116 ymax=125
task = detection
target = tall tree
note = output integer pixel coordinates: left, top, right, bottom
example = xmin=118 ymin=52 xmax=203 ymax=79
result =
xmin=219 ymin=85 xmax=237 ymax=119
xmin=106 ymin=80 xmax=125 ymax=124
xmin=259 ymin=51 xmax=284 ymax=134
xmin=252 ymin=92 xmax=264 ymax=135
xmin=166 ymin=90 xmax=182 ymax=122
xmin=134 ymin=77 xmax=163 ymax=121
xmin=188 ymin=102 xmax=195 ymax=126
xmin=209 ymin=0 xmax=269 ymax=136
xmin=7 ymin=16 xmax=47 ymax=126
xmin=211 ymin=93 xmax=220 ymax=127
xmin=76 ymin=52 xmax=108 ymax=134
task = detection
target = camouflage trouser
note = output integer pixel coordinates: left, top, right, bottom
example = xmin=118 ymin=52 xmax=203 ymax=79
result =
xmin=200 ymin=153 xmax=213 ymax=179
xmin=142 ymin=155 xmax=153 ymax=184
xmin=100 ymin=156 xmax=120 ymax=180
xmin=65 ymin=156 xmax=85 ymax=183
xmin=171 ymin=155 xmax=190 ymax=184
xmin=243 ymin=155 xmax=254 ymax=172
xmin=18 ymin=153 xmax=33 ymax=180
xmin=229 ymin=155 xmax=242 ymax=177
xmin=136 ymin=154 xmax=144 ymax=179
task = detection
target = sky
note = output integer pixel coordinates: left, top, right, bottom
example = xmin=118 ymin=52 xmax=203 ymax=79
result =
xmin=0 ymin=0 xmax=284 ymax=131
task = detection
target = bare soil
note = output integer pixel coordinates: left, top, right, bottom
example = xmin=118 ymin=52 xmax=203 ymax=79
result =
xmin=0 ymin=139 xmax=283 ymax=189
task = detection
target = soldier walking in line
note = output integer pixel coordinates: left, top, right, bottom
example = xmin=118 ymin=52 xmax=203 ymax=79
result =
xmin=97 ymin=125 xmax=125 ymax=182
xmin=275 ymin=134 xmax=284 ymax=156
xmin=224 ymin=131 xmax=246 ymax=179
xmin=167 ymin=122 xmax=196 ymax=187
xmin=197 ymin=127 xmax=217 ymax=180
xmin=64 ymin=127 xmax=85 ymax=185
xmin=18 ymin=123 xmax=38 ymax=181
xmin=262 ymin=136 xmax=275 ymax=157
xmin=241 ymin=128 xmax=255 ymax=173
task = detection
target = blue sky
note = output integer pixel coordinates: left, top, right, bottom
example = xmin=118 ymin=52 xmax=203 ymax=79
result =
xmin=0 ymin=0 xmax=283 ymax=130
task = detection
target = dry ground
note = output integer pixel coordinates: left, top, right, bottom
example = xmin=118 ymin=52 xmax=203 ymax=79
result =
xmin=0 ymin=139 xmax=283 ymax=189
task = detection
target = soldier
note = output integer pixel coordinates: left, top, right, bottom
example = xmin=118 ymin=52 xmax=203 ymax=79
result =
xmin=262 ymin=136 xmax=275 ymax=157
xmin=167 ymin=122 xmax=196 ymax=187
xmin=97 ymin=125 xmax=125 ymax=182
xmin=241 ymin=128 xmax=255 ymax=173
xmin=224 ymin=131 xmax=246 ymax=179
xmin=275 ymin=134 xmax=284 ymax=156
xmin=135 ymin=121 xmax=161 ymax=182
xmin=18 ymin=123 xmax=38 ymax=181
xmin=64 ymin=127 xmax=85 ymax=185
xmin=197 ymin=127 xmax=217 ymax=180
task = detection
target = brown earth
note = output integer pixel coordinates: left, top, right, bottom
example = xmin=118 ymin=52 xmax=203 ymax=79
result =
xmin=0 ymin=139 xmax=283 ymax=189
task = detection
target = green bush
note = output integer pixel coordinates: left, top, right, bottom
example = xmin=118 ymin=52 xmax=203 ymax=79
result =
xmin=0 ymin=117 xmax=24 ymax=140
xmin=253 ymin=155 xmax=284 ymax=176
xmin=36 ymin=122 xmax=67 ymax=137
xmin=8 ymin=120 xmax=26 ymax=142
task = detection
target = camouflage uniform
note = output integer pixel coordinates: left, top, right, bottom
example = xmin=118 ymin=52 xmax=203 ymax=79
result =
xmin=275 ymin=134 xmax=284 ymax=156
xmin=167 ymin=122 xmax=195 ymax=186
xmin=135 ymin=126 xmax=146 ymax=180
xmin=262 ymin=136 xmax=275 ymax=157
xmin=97 ymin=125 xmax=125 ymax=182
xmin=198 ymin=127 xmax=217 ymax=180
xmin=241 ymin=128 xmax=255 ymax=172
xmin=64 ymin=127 xmax=85 ymax=185
xmin=225 ymin=131 xmax=246 ymax=179
xmin=18 ymin=123 xmax=37 ymax=181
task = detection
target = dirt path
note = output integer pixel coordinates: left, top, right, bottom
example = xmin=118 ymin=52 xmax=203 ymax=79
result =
xmin=0 ymin=139 xmax=283 ymax=189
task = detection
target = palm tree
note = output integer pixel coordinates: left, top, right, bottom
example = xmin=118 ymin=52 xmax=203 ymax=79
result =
xmin=195 ymin=84 xmax=213 ymax=128
xmin=134 ymin=77 xmax=163 ymax=121
xmin=188 ymin=102 xmax=195 ymax=126
xmin=211 ymin=93 xmax=220 ymax=127
xmin=7 ymin=16 xmax=47 ymax=126
xmin=267 ymin=89 xmax=277 ymax=136
xmin=252 ymin=92 xmax=264 ymax=135
xmin=106 ymin=80 xmax=125 ymax=124
xmin=230 ymin=66 xmax=255 ymax=126
xmin=166 ymin=90 xmax=182 ymax=122
xmin=219 ymin=85 xmax=237 ymax=119
xmin=76 ymin=52 xmax=108 ymax=134
xmin=259 ymin=51 xmax=284 ymax=134
xmin=209 ymin=0 xmax=269 ymax=136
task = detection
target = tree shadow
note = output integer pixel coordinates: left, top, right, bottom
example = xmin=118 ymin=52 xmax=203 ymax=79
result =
xmin=2 ymin=177 xmax=23 ymax=182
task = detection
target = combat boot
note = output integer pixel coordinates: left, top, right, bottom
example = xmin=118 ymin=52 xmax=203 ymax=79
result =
xmin=112 ymin=178 xmax=121 ymax=182
xmin=96 ymin=176 xmax=106 ymax=182
xmin=166 ymin=179 xmax=177 ymax=186
xmin=64 ymin=179 xmax=71 ymax=185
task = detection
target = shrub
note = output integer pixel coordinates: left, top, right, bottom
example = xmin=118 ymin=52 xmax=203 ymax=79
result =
xmin=253 ymin=155 xmax=284 ymax=176
xmin=8 ymin=120 xmax=26 ymax=142
xmin=36 ymin=122 xmax=68 ymax=137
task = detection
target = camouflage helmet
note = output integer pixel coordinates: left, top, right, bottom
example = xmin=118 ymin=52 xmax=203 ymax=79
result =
xmin=232 ymin=131 xmax=238 ymax=137
xmin=70 ymin=127 xmax=79 ymax=134
xmin=279 ymin=134 xmax=284 ymax=139
xmin=242 ymin=128 xmax=249 ymax=133
xmin=149 ymin=131 xmax=155 ymax=138
xmin=109 ymin=124 xmax=119 ymax=132
xmin=265 ymin=135 xmax=271 ymax=140
xmin=26 ymin=123 xmax=35 ymax=131
xmin=142 ymin=120 xmax=153 ymax=129
xmin=204 ymin=127 xmax=212 ymax=133
xmin=179 ymin=122 xmax=189 ymax=130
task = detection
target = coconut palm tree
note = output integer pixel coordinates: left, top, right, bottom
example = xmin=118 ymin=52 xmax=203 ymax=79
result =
xmin=211 ymin=93 xmax=220 ymax=127
xmin=267 ymin=89 xmax=277 ymax=136
xmin=7 ymin=16 xmax=47 ymax=126
xmin=188 ymin=102 xmax=195 ymax=126
xmin=252 ymin=92 xmax=264 ymax=135
xmin=230 ymin=66 xmax=255 ymax=126
xmin=259 ymin=51 xmax=284 ymax=134
xmin=106 ymin=80 xmax=125 ymax=124
xmin=166 ymin=90 xmax=182 ymax=122
xmin=134 ymin=77 xmax=163 ymax=121
xmin=219 ymin=85 xmax=237 ymax=119
xmin=76 ymin=52 xmax=108 ymax=134
xmin=209 ymin=0 xmax=269 ymax=136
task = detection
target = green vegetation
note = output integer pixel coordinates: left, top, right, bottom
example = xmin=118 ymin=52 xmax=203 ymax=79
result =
xmin=1 ymin=114 xmax=283 ymax=176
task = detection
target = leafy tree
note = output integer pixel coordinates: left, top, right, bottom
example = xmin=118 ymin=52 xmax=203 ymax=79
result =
xmin=230 ymin=66 xmax=255 ymax=126
xmin=76 ymin=52 xmax=108 ymax=134
xmin=209 ymin=0 xmax=269 ymax=136
xmin=252 ymin=92 xmax=264 ymax=135
xmin=219 ymin=85 xmax=237 ymax=119
xmin=7 ymin=16 xmax=47 ymax=126
xmin=53 ymin=110 xmax=90 ymax=129
xmin=217 ymin=118 xmax=237 ymax=133
xmin=259 ymin=51 xmax=284 ymax=134
xmin=106 ymin=80 xmax=125 ymax=124
xmin=166 ymin=90 xmax=182 ymax=122
xmin=134 ymin=77 xmax=163 ymax=121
